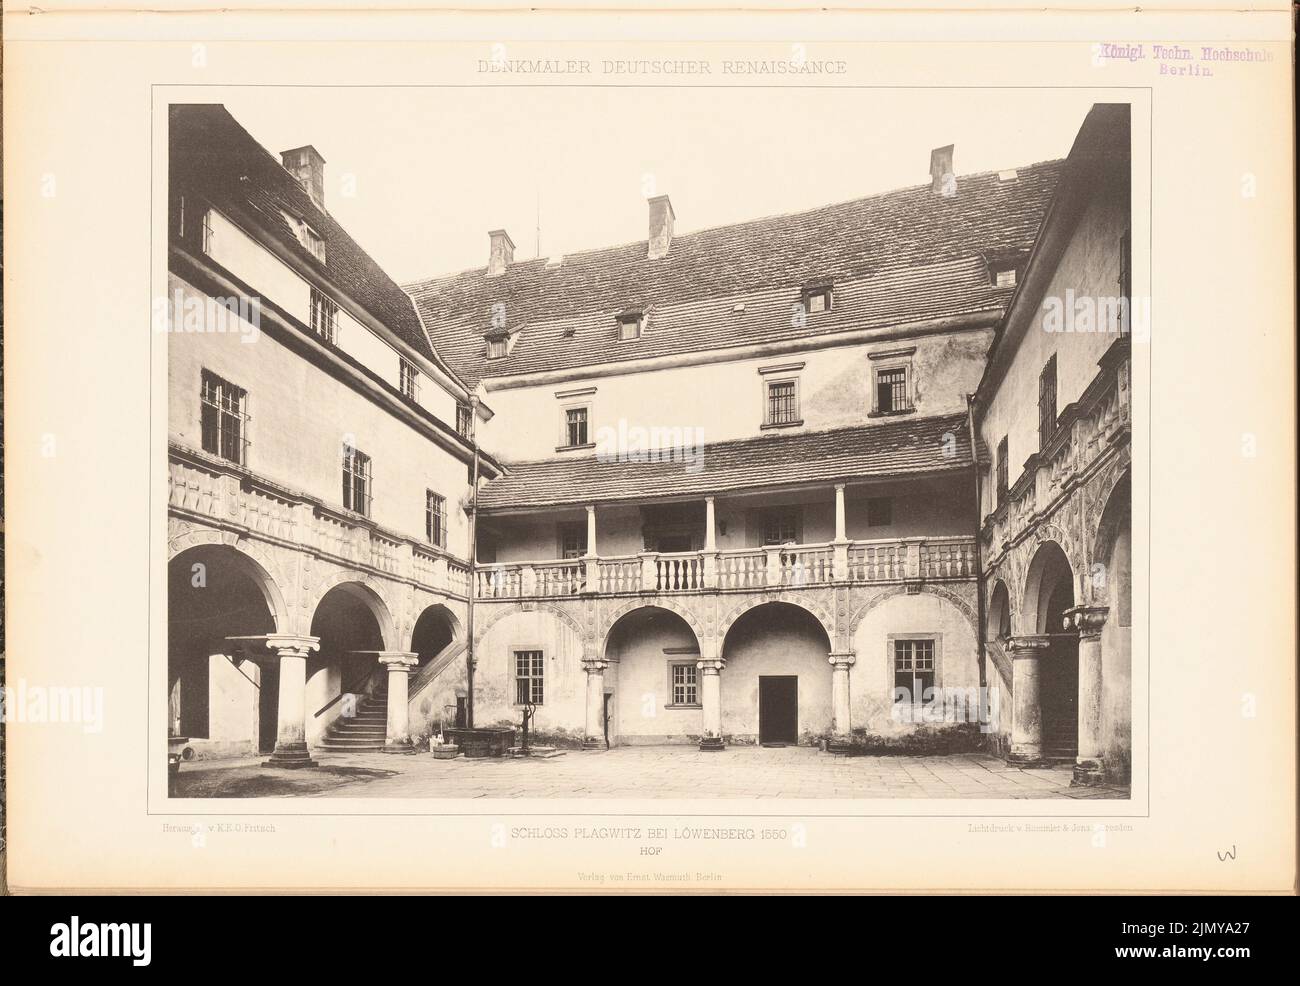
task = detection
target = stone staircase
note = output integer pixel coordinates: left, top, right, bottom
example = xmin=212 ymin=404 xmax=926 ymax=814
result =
xmin=316 ymin=687 xmax=388 ymax=753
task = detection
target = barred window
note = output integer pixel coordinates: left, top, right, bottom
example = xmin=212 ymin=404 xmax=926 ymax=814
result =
xmin=996 ymin=436 xmax=1009 ymax=507
xmin=1038 ymin=355 xmax=1058 ymax=450
xmin=995 ymin=268 xmax=1017 ymax=288
xmin=310 ymin=288 xmax=338 ymax=344
xmin=670 ymin=662 xmax=699 ymax=707
xmin=426 ymin=491 xmax=446 ymax=548
xmin=762 ymin=509 xmax=799 ymax=546
xmin=400 ymin=358 xmax=420 ymax=401
xmin=893 ymin=639 xmax=936 ymax=705
xmin=564 ymin=406 xmax=589 ymax=448
xmin=456 ymin=402 xmax=473 ymax=438
xmin=200 ymin=370 xmax=248 ymax=465
xmin=486 ymin=337 xmax=507 ymax=359
xmin=342 ymin=445 xmax=372 ymax=517
xmin=515 ymin=650 xmax=544 ymax=705
xmin=876 ymin=366 xmax=910 ymax=414
xmin=558 ymin=522 xmax=587 ymax=560
xmin=766 ymin=380 xmax=799 ymax=425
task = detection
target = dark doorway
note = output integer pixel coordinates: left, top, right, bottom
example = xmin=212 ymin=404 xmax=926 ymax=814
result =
xmin=1041 ymin=577 xmax=1079 ymax=759
xmin=258 ymin=658 xmax=279 ymax=754
xmin=758 ymin=676 xmax=798 ymax=745
xmin=602 ymin=692 xmax=614 ymax=748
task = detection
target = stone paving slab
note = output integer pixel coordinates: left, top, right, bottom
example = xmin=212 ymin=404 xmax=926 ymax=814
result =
xmin=171 ymin=746 xmax=1130 ymax=800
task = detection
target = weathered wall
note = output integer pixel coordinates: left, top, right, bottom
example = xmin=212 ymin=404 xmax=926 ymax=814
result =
xmin=849 ymin=589 xmax=981 ymax=736
xmin=1100 ymin=526 xmax=1132 ymax=781
xmin=169 ymin=273 xmax=472 ymax=558
xmin=204 ymin=208 xmax=462 ymax=426
xmin=465 ymin=609 xmax=587 ymax=743
xmin=195 ymin=654 xmax=261 ymax=759
xmin=719 ymin=605 xmax=833 ymax=744
xmin=606 ymin=613 xmax=702 ymax=744
xmin=978 ymin=189 xmax=1129 ymax=518
xmin=482 ymin=328 xmax=993 ymax=464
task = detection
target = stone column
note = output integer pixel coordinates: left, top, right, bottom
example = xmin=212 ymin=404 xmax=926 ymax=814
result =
xmin=702 ymin=496 xmax=718 ymax=588
xmin=1065 ymin=605 xmax=1109 ymax=785
xmin=379 ymin=651 xmax=420 ymax=754
xmin=698 ymin=657 xmax=726 ymax=751
xmin=828 ymin=651 xmax=856 ymax=742
xmin=582 ymin=657 xmax=609 ymax=750
xmin=262 ymin=634 xmax=321 ymax=769
xmin=1007 ymin=635 xmax=1051 ymax=764
xmin=584 ymin=505 xmax=599 ymax=593
xmin=832 ymin=484 xmax=849 ymax=580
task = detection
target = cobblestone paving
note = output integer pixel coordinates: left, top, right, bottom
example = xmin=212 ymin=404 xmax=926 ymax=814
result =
xmin=174 ymin=746 xmax=1130 ymax=800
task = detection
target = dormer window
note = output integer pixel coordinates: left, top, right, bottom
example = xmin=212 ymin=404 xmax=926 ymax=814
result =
xmin=282 ymin=210 xmax=325 ymax=263
xmin=485 ymin=335 xmax=508 ymax=360
xmin=617 ymin=310 xmax=644 ymax=341
xmin=802 ymin=284 xmax=833 ymax=314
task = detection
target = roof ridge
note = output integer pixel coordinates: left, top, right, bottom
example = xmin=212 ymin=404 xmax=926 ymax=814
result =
xmin=404 ymin=158 xmax=1065 ymax=290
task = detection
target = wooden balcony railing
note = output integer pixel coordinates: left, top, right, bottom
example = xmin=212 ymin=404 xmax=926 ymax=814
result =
xmin=474 ymin=535 xmax=977 ymax=600
xmin=168 ymin=443 xmax=471 ymax=598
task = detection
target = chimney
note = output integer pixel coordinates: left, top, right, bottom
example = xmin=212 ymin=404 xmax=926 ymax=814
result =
xmin=487 ymin=229 xmax=515 ymax=277
xmin=929 ymin=144 xmax=955 ymax=195
xmin=647 ymin=194 xmax=675 ymax=260
xmin=281 ymin=145 xmax=326 ymax=211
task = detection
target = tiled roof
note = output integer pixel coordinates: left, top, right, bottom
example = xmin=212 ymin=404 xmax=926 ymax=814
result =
xmin=169 ymin=105 xmax=436 ymax=363
xmin=407 ymin=162 xmax=1062 ymax=386
xmin=476 ymin=413 xmax=976 ymax=511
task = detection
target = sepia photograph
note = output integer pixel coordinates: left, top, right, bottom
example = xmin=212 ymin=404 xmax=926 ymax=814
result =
xmin=162 ymin=87 xmax=1135 ymax=802
xmin=4 ymin=0 xmax=1294 ymax=909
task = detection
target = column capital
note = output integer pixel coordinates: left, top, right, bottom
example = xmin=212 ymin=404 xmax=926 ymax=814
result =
xmin=828 ymin=651 xmax=856 ymax=669
xmin=250 ymin=634 xmax=320 ymax=658
xmin=696 ymin=657 xmax=726 ymax=674
xmin=582 ymin=657 xmax=610 ymax=674
xmin=1063 ymin=605 xmax=1109 ymax=638
xmin=1007 ymin=634 xmax=1052 ymax=655
xmin=376 ymin=651 xmax=419 ymax=670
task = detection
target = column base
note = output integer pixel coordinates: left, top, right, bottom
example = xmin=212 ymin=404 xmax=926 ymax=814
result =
xmin=382 ymin=740 xmax=418 ymax=755
xmin=262 ymin=743 xmax=317 ymax=769
xmin=581 ymin=738 xmax=605 ymax=750
xmin=1007 ymin=748 xmax=1049 ymax=769
xmin=698 ymin=736 xmax=726 ymax=752
xmin=1072 ymin=758 xmax=1107 ymax=786
xmin=826 ymin=735 xmax=854 ymax=754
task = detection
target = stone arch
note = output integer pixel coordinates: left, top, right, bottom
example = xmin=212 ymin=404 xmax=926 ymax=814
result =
xmin=167 ymin=530 xmax=290 ymax=632
xmin=846 ymin=583 xmax=979 ymax=642
xmin=1092 ymin=466 xmax=1132 ymax=568
xmin=1092 ymin=467 xmax=1132 ymax=625
xmin=306 ymin=572 xmax=396 ymax=651
xmin=1021 ymin=539 xmax=1074 ymax=636
xmin=409 ymin=602 xmax=463 ymax=667
xmin=602 ymin=601 xmax=704 ymax=661
xmin=602 ymin=597 xmax=702 ymax=652
xmin=717 ymin=593 xmax=835 ymax=649
xmin=474 ymin=602 xmax=586 ymax=648
xmin=987 ymin=579 xmax=1012 ymax=642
